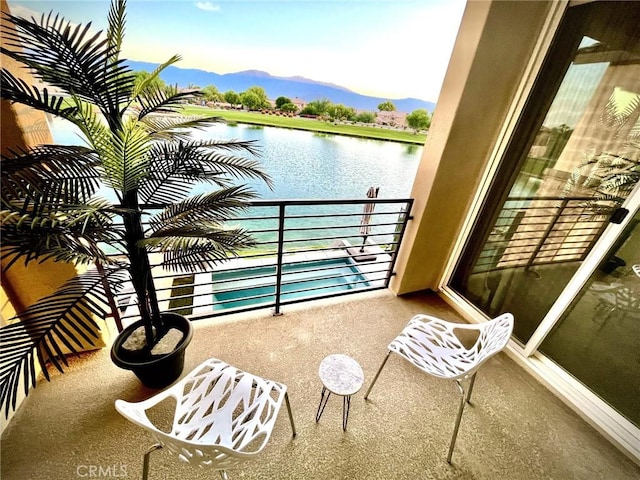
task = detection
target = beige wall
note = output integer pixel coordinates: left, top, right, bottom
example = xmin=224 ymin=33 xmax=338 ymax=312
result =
xmin=391 ymin=0 xmax=554 ymax=295
xmin=1 ymin=0 xmax=58 ymax=324
xmin=0 ymin=0 xmax=109 ymax=433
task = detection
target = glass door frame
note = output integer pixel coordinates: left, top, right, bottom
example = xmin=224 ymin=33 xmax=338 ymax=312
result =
xmin=524 ymin=188 xmax=640 ymax=356
xmin=437 ymin=0 xmax=640 ymax=462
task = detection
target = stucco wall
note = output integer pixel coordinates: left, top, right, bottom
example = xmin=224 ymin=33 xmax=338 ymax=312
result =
xmin=0 ymin=0 xmax=109 ymax=433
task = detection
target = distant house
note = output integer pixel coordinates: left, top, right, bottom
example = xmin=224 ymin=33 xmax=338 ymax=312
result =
xmin=212 ymin=102 xmax=241 ymax=110
xmin=291 ymin=97 xmax=306 ymax=111
xmin=177 ymin=88 xmax=200 ymax=104
xmin=375 ymin=111 xmax=407 ymax=128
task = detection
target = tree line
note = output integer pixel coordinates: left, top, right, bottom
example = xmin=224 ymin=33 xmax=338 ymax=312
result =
xmin=134 ymin=70 xmax=431 ymax=133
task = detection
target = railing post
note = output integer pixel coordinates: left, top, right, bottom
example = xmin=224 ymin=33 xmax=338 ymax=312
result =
xmin=385 ymin=200 xmax=414 ymax=288
xmin=273 ymin=204 xmax=286 ymax=316
xmin=96 ymin=262 xmax=123 ymax=332
xmin=489 ymin=209 xmax=526 ymax=272
xmin=525 ymin=198 xmax=569 ymax=274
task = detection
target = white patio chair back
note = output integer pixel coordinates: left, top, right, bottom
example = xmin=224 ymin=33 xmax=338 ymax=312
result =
xmin=389 ymin=313 xmax=513 ymax=380
xmin=116 ymin=358 xmax=296 ymax=479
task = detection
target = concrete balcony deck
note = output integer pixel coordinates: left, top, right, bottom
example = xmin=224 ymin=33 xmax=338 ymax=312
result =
xmin=2 ymin=290 xmax=639 ymax=479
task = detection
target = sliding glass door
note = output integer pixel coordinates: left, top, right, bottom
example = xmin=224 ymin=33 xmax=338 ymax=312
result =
xmin=449 ymin=1 xmax=639 ymax=426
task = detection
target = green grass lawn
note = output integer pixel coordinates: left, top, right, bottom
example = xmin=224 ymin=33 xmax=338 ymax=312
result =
xmin=179 ymin=105 xmax=427 ymax=145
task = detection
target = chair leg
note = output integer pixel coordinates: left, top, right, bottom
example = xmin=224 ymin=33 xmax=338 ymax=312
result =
xmin=364 ymin=351 xmax=392 ymax=400
xmin=447 ymin=380 xmax=469 ymax=464
xmin=219 ymin=470 xmax=229 ymax=480
xmin=465 ymin=372 xmax=477 ymax=404
xmin=142 ymin=443 xmax=162 ymax=480
xmin=284 ymin=391 xmax=297 ymax=437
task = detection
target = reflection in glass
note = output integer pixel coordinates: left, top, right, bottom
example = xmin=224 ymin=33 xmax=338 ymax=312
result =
xmin=540 ymin=213 xmax=639 ymax=426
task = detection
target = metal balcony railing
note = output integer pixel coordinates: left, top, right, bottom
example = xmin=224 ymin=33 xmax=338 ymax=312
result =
xmin=111 ymin=198 xmax=414 ymax=326
xmin=473 ymin=196 xmax=610 ymax=274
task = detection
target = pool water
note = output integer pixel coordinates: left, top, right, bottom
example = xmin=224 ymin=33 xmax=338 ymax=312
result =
xmin=212 ymin=258 xmax=370 ymax=310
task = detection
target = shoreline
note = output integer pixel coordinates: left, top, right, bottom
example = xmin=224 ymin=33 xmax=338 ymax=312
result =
xmin=180 ymin=105 xmax=428 ymax=146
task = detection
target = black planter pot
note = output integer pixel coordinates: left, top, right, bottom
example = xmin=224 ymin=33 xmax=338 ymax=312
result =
xmin=111 ymin=312 xmax=194 ymax=389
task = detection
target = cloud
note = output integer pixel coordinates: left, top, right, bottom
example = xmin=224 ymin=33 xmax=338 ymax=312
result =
xmin=195 ymin=2 xmax=220 ymax=12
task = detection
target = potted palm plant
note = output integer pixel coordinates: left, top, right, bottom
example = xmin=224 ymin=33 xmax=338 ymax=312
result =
xmin=0 ymin=0 xmax=271 ymax=413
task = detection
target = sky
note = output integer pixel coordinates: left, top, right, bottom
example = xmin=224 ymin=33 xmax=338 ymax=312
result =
xmin=7 ymin=0 xmax=467 ymax=102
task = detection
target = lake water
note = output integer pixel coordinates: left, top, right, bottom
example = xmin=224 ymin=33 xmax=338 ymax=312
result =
xmin=49 ymin=117 xmax=423 ymax=201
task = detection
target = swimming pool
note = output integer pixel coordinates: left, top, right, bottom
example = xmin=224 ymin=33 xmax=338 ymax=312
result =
xmin=211 ymin=258 xmax=370 ymax=310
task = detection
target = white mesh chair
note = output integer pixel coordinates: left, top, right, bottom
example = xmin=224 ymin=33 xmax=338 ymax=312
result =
xmin=364 ymin=313 xmax=514 ymax=463
xmin=115 ymin=358 xmax=296 ymax=480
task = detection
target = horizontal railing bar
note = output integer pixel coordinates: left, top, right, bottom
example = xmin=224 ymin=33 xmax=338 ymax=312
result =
xmin=493 ymin=219 xmax=604 ymax=228
xmin=277 ymin=242 xmax=396 ymax=254
xmin=284 ymin=210 xmax=407 ymax=220
xmin=495 ymin=211 xmax=600 ymax=219
xmin=539 ymin=239 xmax=597 ymax=246
xmin=212 ymin=282 xmax=375 ymax=308
xmin=228 ymin=215 xmax=280 ymax=222
xmin=210 ymin=270 xmax=371 ymax=296
xmin=230 ymin=211 xmax=407 ymax=224
xmin=278 ymin=221 xmax=402 ymax=233
xmin=276 ymin=285 xmax=386 ymax=307
xmin=278 ymin=278 xmax=372 ymax=296
xmin=149 ymin=259 xmax=389 ymax=285
xmin=208 ymin=264 xmax=371 ymax=286
xmin=209 ymin=277 xmax=378 ymax=307
xmin=185 ymin=285 xmax=388 ymax=322
xmin=279 ymin=233 xmax=392 ymax=244
xmin=502 ymin=195 xmax=596 ymax=202
xmin=139 ymin=266 xmax=388 ymax=307
xmin=214 ymin=291 xmax=276 ymax=305
xmin=142 ymin=198 xmax=413 ymax=210
xmin=146 ymin=244 xmax=396 ymax=272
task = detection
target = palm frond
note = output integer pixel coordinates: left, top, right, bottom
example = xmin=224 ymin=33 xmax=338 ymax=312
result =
xmin=137 ymin=140 xmax=270 ymax=204
xmin=599 ymin=90 xmax=640 ymax=135
xmin=136 ymin=86 xmax=200 ymax=119
xmin=131 ymin=54 xmax=180 ymax=99
xmin=67 ymin=97 xmax=116 ymax=162
xmin=148 ymin=187 xmax=257 ymax=232
xmin=1 ymin=145 xmax=100 ymax=211
xmin=0 ymin=69 xmax=79 ymax=119
xmin=140 ymin=114 xmax=225 ymax=142
xmin=1 ymin=199 xmax=121 ymax=269
xmin=131 ymin=54 xmax=194 ymax=119
xmin=0 ymin=267 xmax=126 ymax=417
xmin=196 ymin=137 xmax=264 ymax=157
xmin=141 ymin=227 xmax=255 ymax=272
xmin=618 ymin=95 xmax=640 ymax=124
xmin=99 ymin=117 xmax=151 ymax=193
xmin=106 ymin=0 xmax=126 ymax=67
xmin=0 ymin=10 xmax=134 ymax=119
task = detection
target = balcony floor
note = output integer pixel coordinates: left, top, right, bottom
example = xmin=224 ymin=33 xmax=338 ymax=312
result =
xmin=2 ymin=290 xmax=639 ymax=479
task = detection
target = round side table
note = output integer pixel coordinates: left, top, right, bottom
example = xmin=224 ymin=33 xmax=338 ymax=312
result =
xmin=315 ymin=353 xmax=364 ymax=430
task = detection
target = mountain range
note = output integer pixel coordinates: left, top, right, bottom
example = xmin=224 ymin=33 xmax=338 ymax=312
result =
xmin=128 ymin=61 xmax=436 ymax=113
